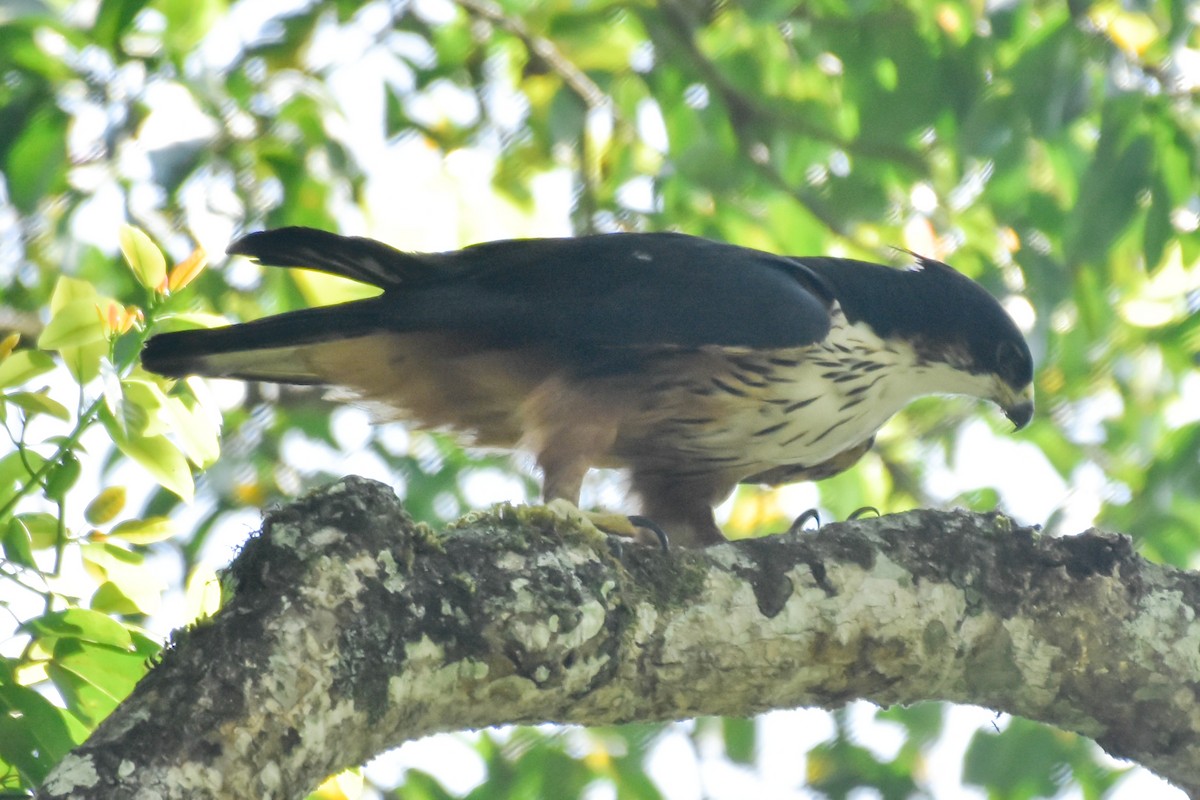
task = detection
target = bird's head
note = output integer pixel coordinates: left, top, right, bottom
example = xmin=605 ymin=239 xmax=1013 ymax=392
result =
xmin=906 ymin=255 xmax=1034 ymax=430
xmin=801 ymin=253 xmax=1035 ymax=429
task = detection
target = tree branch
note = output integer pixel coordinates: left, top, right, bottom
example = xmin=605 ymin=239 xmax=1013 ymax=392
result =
xmin=40 ymin=477 xmax=1200 ymax=798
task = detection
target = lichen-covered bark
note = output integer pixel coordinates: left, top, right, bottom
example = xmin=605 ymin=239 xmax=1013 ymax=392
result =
xmin=39 ymin=477 xmax=1200 ymax=798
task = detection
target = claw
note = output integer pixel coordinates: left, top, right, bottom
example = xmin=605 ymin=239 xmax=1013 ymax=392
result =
xmin=627 ymin=515 xmax=670 ymax=552
xmin=787 ymin=508 xmax=822 ymax=535
xmin=787 ymin=506 xmax=880 ymax=534
xmin=847 ymin=506 xmax=880 ymax=520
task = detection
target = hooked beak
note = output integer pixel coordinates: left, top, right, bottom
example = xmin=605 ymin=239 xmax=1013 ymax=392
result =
xmin=1003 ymin=384 xmax=1035 ymax=430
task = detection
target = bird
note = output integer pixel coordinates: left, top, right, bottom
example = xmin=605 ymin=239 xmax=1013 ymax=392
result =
xmin=141 ymin=227 xmax=1034 ymax=547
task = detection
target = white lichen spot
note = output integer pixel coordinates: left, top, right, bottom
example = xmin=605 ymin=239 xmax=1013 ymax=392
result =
xmin=260 ymin=761 xmax=282 ymax=791
xmin=377 ymin=550 xmax=406 ymax=593
xmin=272 ymin=524 xmax=302 ymax=549
xmin=233 ymin=729 xmax=255 ymax=757
xmin=406 ymin=634 xmax=448 ymax=664
xmin=117 ymin=759 xmax=135 ymax=778
xmin=569 ymin=600 xmax=607 ymax=646
xmin=165 ymin=763 xmax=226 ymax=794
xmin=1005 ymin=616 xmax=1064 ymax=706
xmin=310 ymin=527 xmax=346 ymax=547
xmin=633 ymin=602 xmax=659 ymax=643
xmin=300 ymin=697 xmax=362 ymax=754
xmin=496 ymin=551 xmax=526 ymax=572
xmin=512 ymin=619 xmax=552 ymax=650
xmin=535 ymin=665 xmax=551 ymax=682
xmin=1144 ymin=589 xmax=1200 ymax=674
xmin=346 ymin=553 xmax=379 ymax=579
xmin=42 ymin=753 xmax=100 ymax=792
xmin=548 ymin=614 xmax=560 ymax=633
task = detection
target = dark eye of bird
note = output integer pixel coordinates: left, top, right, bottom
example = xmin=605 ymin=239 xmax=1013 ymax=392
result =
xmin=996 ymin=340 xmax=1029 ymax=385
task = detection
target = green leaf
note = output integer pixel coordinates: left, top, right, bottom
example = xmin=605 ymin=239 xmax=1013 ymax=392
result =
xmin=1143 ymin=175 xmax=1173 ymax=271
xmin=964 ymin=719 xmax=1073 ymax=797
xmin=24 ymin=608 xmax=135 ymax=650
xmin=118 ymin=224 xmax=167 ymax=291
xmin=721 ymin=716 xmax=756 ymax=764
xmin=14 ymin=512 xmax=59 ymax=550
xmin=3 ymin=105 xmax=68 ymax=213
xmin=2 ymin=390 xmax=71 ymax=421
xmin=0 ymin=350 xmax=55 ymax=390
xmin=2 ymin=517 xmax=36 ymax=568
xmin=43 ymin=453 xmax=81 ymax=502
xmin=92 ymin=0 xmax=152 ymax=53
xmin=158 ymin=0 xmax=224 ymax=55
xmin=0 ymin=683 xmax=79 ymax=784
xmin=48 ymin=640 xmax=145 ymax=725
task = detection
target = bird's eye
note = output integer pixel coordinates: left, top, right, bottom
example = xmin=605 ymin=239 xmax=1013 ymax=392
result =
xmin=995 ymin=339 xmax=1030 ymax=384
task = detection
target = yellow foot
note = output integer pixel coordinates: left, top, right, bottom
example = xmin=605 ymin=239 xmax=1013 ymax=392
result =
xmin=543 ymin=500 xmax=669 ymax=550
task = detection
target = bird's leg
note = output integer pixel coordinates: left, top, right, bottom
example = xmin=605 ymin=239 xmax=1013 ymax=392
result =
xmin=538 ymin=452 xmax=671 ymax=549
xmin=529 ymin=406 xmax=665 ymax=547
xmin=634 ymin=471 xmax=732 ymax=547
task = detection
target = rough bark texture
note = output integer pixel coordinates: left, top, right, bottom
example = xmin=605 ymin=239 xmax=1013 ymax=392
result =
xmin=39 ymin=476 xmax=1200 ymax=798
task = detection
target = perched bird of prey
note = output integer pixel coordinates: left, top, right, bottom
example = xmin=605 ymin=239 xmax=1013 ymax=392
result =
xmin=142 ymin=228 xmax=1034 ymax=547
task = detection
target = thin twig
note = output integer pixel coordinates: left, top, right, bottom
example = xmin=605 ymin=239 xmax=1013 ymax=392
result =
xmin=453 ymin=0 xmax=609 ymax=111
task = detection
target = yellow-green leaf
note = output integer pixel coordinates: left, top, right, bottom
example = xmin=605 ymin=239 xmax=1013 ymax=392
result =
xmin=109 ymin=427 xmax=194 ymax=502
xmin=62 ymin=340 xmax=110 ymax=383
xmin=0 ymin=349 xmax=55 ymax=389
xmin=80 ymin=542 xmax=164 ymax=615
xmin=4 ymin=390 xmax=71 ymax=421
xmin=90 ymin=581 xmax=141 ymax=615
xmin=163 ymin=395 xmax=221 ymax=467
xmin=0 ymin=332 xmax=19 ymax=360
xmin=38 ymin=298 xmax=108 ymax=350
xmin=85 ymin=487 xmax=127 ymax=526
xmin=42 ymin=279 xmax=113 ymax=382
xmin=109 ymin=516 xmax=176 ymax=544
xmin=121 ymin=378 xmax=170 ymax=436
xmin=48 ymin=276 xmax=98 ymax=315
xmin=119 ymin=224 xmax=167 ymax=291
xmin=154 ymin=311 xmax=231 ymax=330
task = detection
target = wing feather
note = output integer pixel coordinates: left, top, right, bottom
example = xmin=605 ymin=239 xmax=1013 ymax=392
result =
xmin=144 ymin=230 xmax=840 ymax=383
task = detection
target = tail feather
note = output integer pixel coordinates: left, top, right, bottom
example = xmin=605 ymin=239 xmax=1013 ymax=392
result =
xmin=141 ymin=299 xmax=392 ymax=382
xmin=228 ymin=227 xmax=429 ymax=288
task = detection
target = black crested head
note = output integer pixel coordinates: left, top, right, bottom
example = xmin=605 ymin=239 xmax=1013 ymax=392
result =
xmin=794 ymin=252 xmax=1035 ymax=426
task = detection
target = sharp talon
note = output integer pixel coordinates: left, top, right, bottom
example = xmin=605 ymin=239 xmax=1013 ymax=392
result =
xmin=627 ymin=515 xmax=670 ymax=552
xmin=848 ymin=506 xmax=880 ymax=520
xmin=787 ymin=508 xmax=821 ymax=535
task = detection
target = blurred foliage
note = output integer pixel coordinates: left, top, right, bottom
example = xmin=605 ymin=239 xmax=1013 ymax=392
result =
xmin=1 ymin=0 xmax=1198 ymax=796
